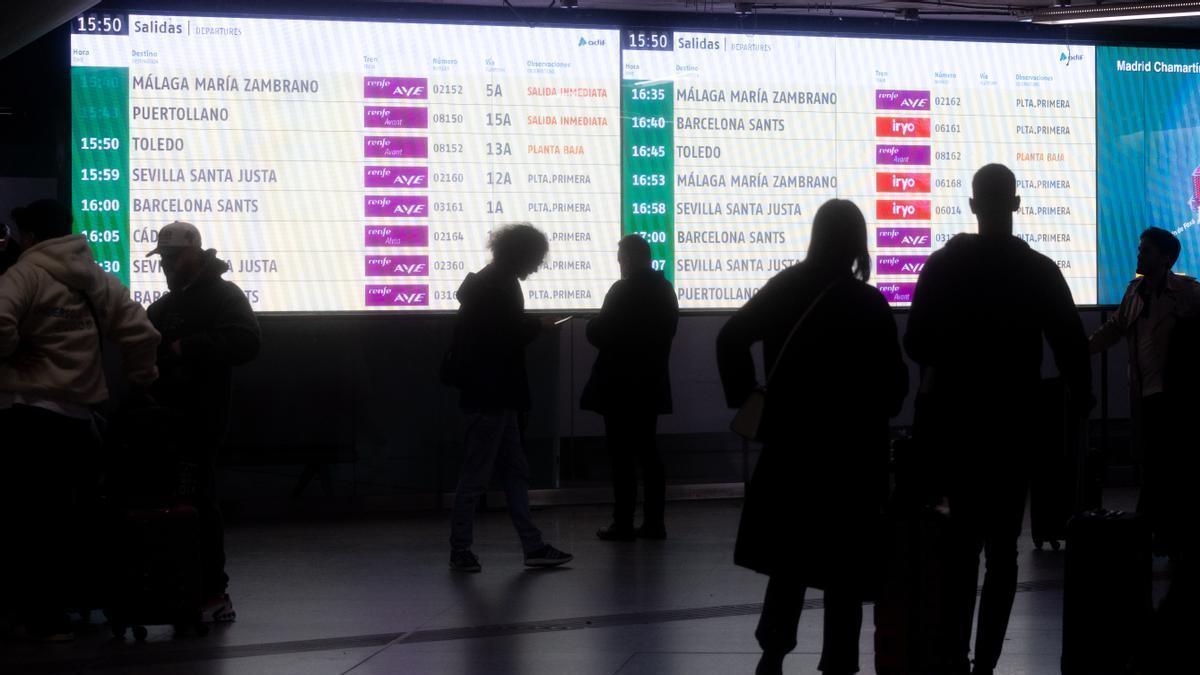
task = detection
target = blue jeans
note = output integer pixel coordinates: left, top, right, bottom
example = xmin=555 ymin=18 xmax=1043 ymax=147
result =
xmin=450 ymin=410 xmax=544 ymax=554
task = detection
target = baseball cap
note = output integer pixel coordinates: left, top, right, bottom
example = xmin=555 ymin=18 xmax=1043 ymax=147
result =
xmin=146 ymin=221 xmax=202 ymax=256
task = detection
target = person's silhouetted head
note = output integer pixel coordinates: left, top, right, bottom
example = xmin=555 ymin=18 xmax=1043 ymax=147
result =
xmin=147 ymin=221 xmax=204 ymax=290
xmin=970 ymin=163 xmax=1020 ymax=236
xmin=617 ymin=234 xmax=652 ymax=279
xmin=10 ymin=199 xmax=73 ymax=249
xmin=489 ymin=222 xmax=549 ymax=280
xmin=808 ymin=199 xmax=870 ymax=282
xmin=1137 ymin=227 xmax=1180 ymax=280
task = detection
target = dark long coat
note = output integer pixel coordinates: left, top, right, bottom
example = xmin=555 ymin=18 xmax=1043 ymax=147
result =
xmin=581 ymin=268 xmax=678 ymax=415
xmin=717 ymin=262 xmax=907 ymax=591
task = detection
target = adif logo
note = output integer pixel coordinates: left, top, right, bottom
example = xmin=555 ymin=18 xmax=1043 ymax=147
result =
xmin=1060 ymin=52 xmax=1083 ymax=66
xmin=579 ymin=36 xmax=606 ymax=46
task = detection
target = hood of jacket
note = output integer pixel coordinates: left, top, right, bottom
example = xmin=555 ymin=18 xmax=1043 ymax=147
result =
xmin=17 ymin=234 xmax=100 ymax=292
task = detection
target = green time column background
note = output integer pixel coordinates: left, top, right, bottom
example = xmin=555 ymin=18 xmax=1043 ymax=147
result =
xmin=621 ymin=80 xmax=674 ymax=283
xmin=71 ymin=66 xmax=130 ymax=285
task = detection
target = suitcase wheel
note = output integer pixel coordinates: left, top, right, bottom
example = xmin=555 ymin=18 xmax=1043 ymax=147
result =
xmin=1051 ymin=539 xmax=1062 ymax=552
xmin=1034 ymin=538 xmax=1044 ymax=550
xmin=132 ymin=625 xmax=148 ymax=642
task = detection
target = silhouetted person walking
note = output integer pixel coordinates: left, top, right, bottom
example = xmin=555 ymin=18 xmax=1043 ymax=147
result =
xmin=445 ymin=223 xmax=573 ymax=572
xmin=582 ymin=234 xmax=678 ymax=541
xmin=0 ymin=200 xmax=160 ymax=641
xmin=905 ymin=164 xmax=1091 ymax=675
xmin=1090 ymin=227 xmax=1200 ymax=674
xmin=718 ymin=200 xmax=907 ymax=675
xmin=145 ymin=221 xmax=261 ymax=623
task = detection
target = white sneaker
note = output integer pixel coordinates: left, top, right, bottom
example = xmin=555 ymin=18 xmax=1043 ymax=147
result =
xmin=200 ymin=593 xmax=237 ymax=623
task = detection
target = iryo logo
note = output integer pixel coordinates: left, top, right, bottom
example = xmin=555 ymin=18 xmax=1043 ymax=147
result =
xmin=876 ymin=117 xmax=931 ymax=138
xmin=578 ymin=36 xmax=606 ymax=46
xmin=876 ymin=172 xmax=931 ymax=193
xmin=876 ymin=199 xmax=931 ymax=220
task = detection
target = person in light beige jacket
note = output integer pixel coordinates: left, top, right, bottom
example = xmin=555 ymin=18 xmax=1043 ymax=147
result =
xmin=0 ymin=199 xmax=159 ymax=641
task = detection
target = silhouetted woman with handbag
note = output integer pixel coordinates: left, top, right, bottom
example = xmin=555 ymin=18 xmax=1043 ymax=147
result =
xmin=717 ymin=199 xmax=908 ymax=675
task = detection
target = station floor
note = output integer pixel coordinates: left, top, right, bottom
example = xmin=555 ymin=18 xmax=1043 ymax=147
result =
xmin=3 ymin=490 xmax=1163 ymax=675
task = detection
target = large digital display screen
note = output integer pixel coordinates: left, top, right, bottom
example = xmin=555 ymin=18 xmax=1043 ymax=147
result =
xmin=624 ymin=31 xmax=1095 ymax=308
xmin=69 ymin=12 xmax=1114 ymax=311
xmin=1097 ymin=45 xmax=1200 ymax=304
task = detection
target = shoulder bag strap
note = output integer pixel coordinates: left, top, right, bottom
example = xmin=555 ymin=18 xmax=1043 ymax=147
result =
xmin=762 ymin=279 xmax=840 ymax=389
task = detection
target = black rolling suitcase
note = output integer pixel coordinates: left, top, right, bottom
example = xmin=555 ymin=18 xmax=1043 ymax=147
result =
xmin=874 ymin=435 xmax=959 ymax=675
xmin=107 ymin=504 xmax=207 ymax=640
xmin=1061 ymin=396 xmax=1152 ymax=674
xmin=102 ymin=405 xmax=208 ymax=640
xmin=1030 ymin=378 xmax=1074 ymax=551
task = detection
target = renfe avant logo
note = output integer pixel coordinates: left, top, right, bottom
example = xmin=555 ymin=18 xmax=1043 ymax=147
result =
xmin=877 ymin=282 xmax=917 ymax=303
xmin=363 ymin=77 xmax=428 ymax=99
xmin=876 ymin=145 xmax=931 ymax=166
xmin=364 ymin=136 xmax=429 ymax=159
xmin=365 ymin=255 xmax=429 ymax=277
xmin=363 ymin=106 xmax=429 ymax=129
xmin=365 ymin=284 xmax=430 ymax=307
xmin=875 ymin=89 xmax=931 ymax=111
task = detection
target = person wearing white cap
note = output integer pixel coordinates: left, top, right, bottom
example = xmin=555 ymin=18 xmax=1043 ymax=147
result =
xmin=0 ymin=199 xmax=160 ymax=641
xmin=145 ymin=220 xmax=260 ymax=623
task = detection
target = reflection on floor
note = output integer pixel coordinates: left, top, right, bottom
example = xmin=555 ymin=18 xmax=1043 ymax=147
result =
xmin=2 ymin=491 xmax=1164 ymax=674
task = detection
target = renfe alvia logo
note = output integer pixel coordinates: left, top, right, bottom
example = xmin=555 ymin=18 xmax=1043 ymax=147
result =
xmin=579 ymin=36 xmax=606 ymax=46
xmin=1060 ymin=52 xmax=1083 ymax=66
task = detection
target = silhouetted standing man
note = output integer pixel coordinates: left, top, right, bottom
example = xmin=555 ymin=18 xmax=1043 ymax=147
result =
xmin=146 ymin=221 xmax=261 ymax=623
xmin=905 ymin=164 xmax=1090 ymax=675
xmin=582 ymin=235 xmax=678 ymax=541
xmin=1090 ymin=227 xmax=1200 ymax=674
xmin=446 ymin=223 xmax=573 ymax=573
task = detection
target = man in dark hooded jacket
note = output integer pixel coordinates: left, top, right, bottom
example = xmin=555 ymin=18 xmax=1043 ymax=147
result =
xmin=145 ymin=220 xmax=260 ymax=623
xmin=445 ymin=223 xmax=573 ymax=573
